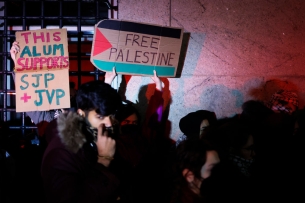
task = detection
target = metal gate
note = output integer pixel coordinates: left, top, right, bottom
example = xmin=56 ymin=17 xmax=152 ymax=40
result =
xmin=0 ymin=0 xmax=117 ymax=139
xmin=0 ymin=1 xmax=118 ymax=202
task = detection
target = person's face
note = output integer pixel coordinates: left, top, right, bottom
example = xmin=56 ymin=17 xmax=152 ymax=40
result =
xmin=120 ymin=113 xmax=138 ymax=126
xmin=183 ymin=150 xmax=220 ymax=195
xmin=199 ymin=119 xmax=210 ymax=135
xmin=190 ymin=150 xmax=219 ymax=195
xmin=240 ymin=135 xmax=255 ymax=160
xmin=200 ymin=150 xmax=220 ymax=179
xmin=78 ymin=109 xmax=113 ymax=128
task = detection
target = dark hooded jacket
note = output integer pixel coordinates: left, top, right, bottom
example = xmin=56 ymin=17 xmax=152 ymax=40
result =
xmin=41 ymin=112 xmax=120 ymax=203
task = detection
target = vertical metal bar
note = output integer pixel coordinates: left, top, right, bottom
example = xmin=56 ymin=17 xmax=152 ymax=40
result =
xmin=94 ymin=0 xmax=100 ymax=81
xmin=96 ymin=0 xmax=99 ymax=21
xmin=41 ymin=0 xmax=45 ymax=28
xmin=21 ymin=0 xmax=27 ymax=136
xmin=110 ymin=0 xmax=114 ymax=19
xmin=77 ymin=0 xmax=82 ymax=85
xmin=3 ymin=1 xmax=7 ymax=122
xmin=22 ymin=1 xmax=26 ymax=31
xmin=59 ymin=0 xmax=63 ymax=28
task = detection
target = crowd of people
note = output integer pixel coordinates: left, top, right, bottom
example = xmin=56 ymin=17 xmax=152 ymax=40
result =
xmin=0 ymin=42 xmax=304 ymax=203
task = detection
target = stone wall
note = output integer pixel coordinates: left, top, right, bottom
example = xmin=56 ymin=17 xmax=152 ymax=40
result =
xmin=117 ymin=0 xmax=305 ymax=140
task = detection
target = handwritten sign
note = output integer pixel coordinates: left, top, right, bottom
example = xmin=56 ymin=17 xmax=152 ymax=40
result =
xmin=15 ymin=28 xmax=69 ymax=72
xmin=14 ymin=28 xmax=70 ymax=112
xmin=90 ymin=19 xmax=183 ymax=77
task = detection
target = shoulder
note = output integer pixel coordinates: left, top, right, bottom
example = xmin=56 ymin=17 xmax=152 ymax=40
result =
xmin=56 ymin=112 xmax=87 ymax=153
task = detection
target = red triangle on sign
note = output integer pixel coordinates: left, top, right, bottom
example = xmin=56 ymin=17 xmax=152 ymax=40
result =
xmin=93 ymin=28 xmax=112 ymax=56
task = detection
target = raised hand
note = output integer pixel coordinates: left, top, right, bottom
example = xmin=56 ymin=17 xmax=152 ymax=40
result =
xmin=150 ymin=70 xmax=162 ymax=91
xmin=10 ymin=41 xmax=20 ymax=65
xmin=104 ymin=67 xmax=117 ymax=85
xmin=96 ymin=124 xmax=116 ymax=167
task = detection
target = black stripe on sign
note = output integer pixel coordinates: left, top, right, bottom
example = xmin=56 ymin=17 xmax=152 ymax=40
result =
xmin=97 ymin=20 xmax=182 ymax=39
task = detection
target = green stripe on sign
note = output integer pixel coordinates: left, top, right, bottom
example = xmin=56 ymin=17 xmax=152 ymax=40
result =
xmin=93 ymin=60 xmax=176 ymax=77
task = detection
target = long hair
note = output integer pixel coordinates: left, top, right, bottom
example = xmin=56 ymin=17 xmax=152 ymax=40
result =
xmin=170 ymin=138 xmax=216 ymax=203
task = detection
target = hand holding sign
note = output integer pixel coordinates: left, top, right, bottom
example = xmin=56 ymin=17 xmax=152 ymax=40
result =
xmin=104 ymin=67 xmax=117 ymax=85
xmin=10 ymin=41 xmax=20 ymax=66
xmin=151 ymin=70 xmax=162 ymax=91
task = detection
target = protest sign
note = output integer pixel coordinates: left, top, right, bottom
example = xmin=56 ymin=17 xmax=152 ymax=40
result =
xmin=15 ymin=28 xmax=69 ymax=72
xmin=90 ymin=19 xmax=184 ymax=77
xmin=14 ymin=28 xmax=70 ymax=112
xmin=15 ymin=69 xmax=70 ymax=112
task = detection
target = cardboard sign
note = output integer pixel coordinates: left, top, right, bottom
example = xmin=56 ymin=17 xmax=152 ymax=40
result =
xmin=14 ymin=28 xmax=70 ymax=112
xmin=15 ymin=28 xmax=69 ymax=72
xmin=15 ymin=69 xmax=70 ymax=112
xmin=90 ymin=19 xmax=184 ymax=77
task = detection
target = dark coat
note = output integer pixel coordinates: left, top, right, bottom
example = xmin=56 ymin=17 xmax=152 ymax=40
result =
xmin=41 ymin=112 xmax=120 ymax=203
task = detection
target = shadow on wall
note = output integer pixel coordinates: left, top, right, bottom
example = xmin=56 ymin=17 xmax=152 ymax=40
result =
xmin=118 ymin=75 xmax=132 ymax=102
xmin=160 ymin=78 xmax=172 ymax=138
xmin=136 ymin=78 xmax=173 ymax=140
xmin=118 ymin=75 xmax=173 ymax=140
xmin=249 ymin=79 xmax=301 ymax=106
xmin=199 ymin=84 xmax=244 ymax=118
xmin=179 ymin=78 xmax=303 ymax=122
